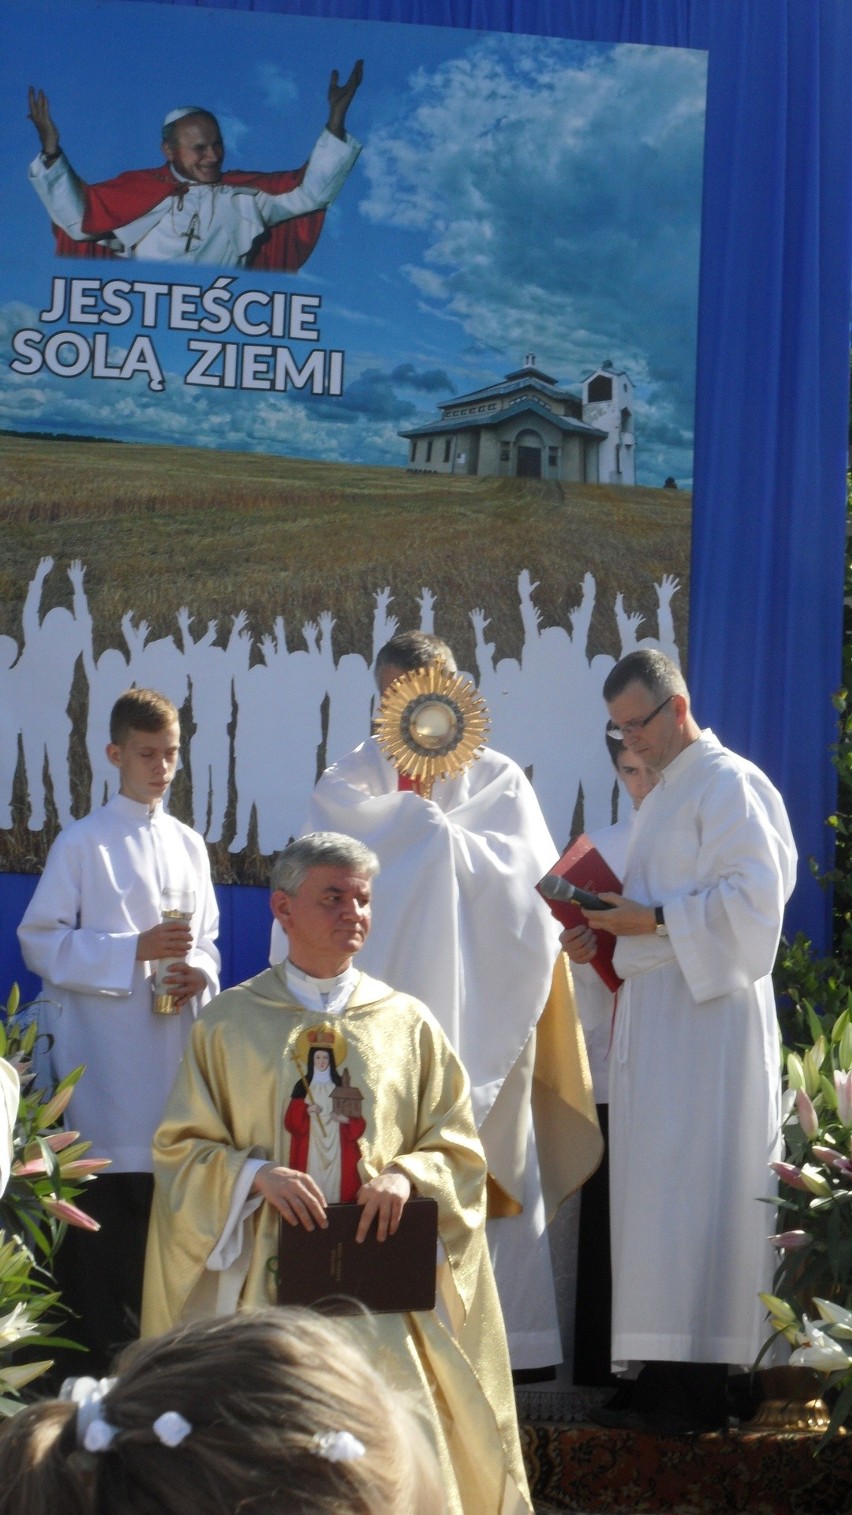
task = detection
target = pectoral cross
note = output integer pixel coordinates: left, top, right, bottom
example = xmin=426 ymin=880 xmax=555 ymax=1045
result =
xmin=184 ymin=212 xmax=201 ymax=254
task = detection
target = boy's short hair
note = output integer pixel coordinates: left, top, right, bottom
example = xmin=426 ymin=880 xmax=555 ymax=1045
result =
xmin=374 ymin=631 xmax=457 ymax=684
xmin=110 ymin=688 xmax=180 ymax=745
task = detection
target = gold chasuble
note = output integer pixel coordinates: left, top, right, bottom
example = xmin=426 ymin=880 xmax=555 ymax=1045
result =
xmin=142 ymin=965 xmax=531 ymax=1515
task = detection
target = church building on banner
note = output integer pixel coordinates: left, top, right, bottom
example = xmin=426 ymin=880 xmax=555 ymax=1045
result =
xmin=399 ymin=356 xmax=635 ymax=484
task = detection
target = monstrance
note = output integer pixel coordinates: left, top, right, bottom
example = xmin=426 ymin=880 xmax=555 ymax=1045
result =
xmin=374 ymin=664 xmax=490 ymax=799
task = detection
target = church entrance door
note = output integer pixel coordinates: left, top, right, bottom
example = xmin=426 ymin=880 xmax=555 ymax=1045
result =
xmin=516 ymin=445 xmax=541 ymax=478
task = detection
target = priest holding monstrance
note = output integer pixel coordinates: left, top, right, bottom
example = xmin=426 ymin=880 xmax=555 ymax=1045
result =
xmin=143 ymin=830 xmax=531 ymax=1514
xmin=273 ymin=631 xmax=601 ymax=1374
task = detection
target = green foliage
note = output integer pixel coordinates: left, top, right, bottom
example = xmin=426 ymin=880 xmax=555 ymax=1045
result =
xmin=1 ymin=986 xmax=107 ymax=1414
xmin=767 ymin=481 xmax=852 ymax=1444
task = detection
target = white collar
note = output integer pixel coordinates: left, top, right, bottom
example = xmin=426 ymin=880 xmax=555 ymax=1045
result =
xmin=110 ymin=792 xmax=164 ymax=821
xmin=285 ymin=960 xmax=359 ymax=1017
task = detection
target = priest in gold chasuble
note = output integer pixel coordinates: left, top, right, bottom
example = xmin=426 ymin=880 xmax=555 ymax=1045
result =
xmin=142 ymin=833 xmax=531 ymax=1515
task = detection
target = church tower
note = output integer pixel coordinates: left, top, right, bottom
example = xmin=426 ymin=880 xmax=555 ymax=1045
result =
xmin=581 ymin=362 xmax=635 ymax=484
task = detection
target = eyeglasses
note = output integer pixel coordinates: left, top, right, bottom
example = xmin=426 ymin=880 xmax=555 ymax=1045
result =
xmin=608 ymin=694 xmax=673 ymax=741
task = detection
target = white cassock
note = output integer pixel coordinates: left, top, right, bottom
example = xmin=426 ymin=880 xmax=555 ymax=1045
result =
xmin=28 ymin=129 xmax=360 ymax=265
xmin=609 ymin=731 xmax=797 ymax=1367
xmin=17 ymin=793 xmax=220 ymax=1170
xmin=271 ymin=736 xmax=602 ymax=1369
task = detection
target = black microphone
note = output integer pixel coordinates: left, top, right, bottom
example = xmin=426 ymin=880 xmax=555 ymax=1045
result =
xmin=538 ymin=874 xmax=616 ymax=911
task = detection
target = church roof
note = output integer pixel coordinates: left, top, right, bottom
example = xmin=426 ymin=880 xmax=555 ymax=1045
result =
xmin=399 ymin=397 xmax=608 ymax=441
xmin=439 ymin=373 xmax=579 ymax=410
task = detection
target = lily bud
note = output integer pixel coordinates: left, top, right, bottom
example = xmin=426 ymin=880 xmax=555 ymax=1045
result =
xmin=840 ymin=1021 xmax=852 ymax=1071
xmin=802 ymin=1048 xmax=822 ymax=1097
xmin=799 ymin=1163 xmax=831 ymax=1197
xmin=42 ymin=1130 xmax=82 ymax=1152
xmin=835 ymin=1069 xmax=852 ymax=1128
xmin=811 ymin=1143 xmax=835 ymax=1162
xmin=813 ymin=1298 xmax=852 ymax=1338
xmin=795 ymin=1089 xmax=820 ymax=1141
xmin=40 ymin=1196 xmax=100 ymax=1231
xmin=830 ymin=1008 xmax=849 ymax=1045
xmin=759 ymin=1291 xmax=797 ymax=1323
xmin=770 ymin=1160 xmax=810 ymax=1191
xmin=10 ymin=1156 xmax=48 ymax=1178
xmin=767 ymin=1230 xmax=811 ymax=1249
xmin=759 ymin=1292 xmax=800 ymax=1343
xmin=820 ymin=1073 xmax=838 ymax=1110
xmin=37 ymin=1083 xmax=75 ymax=1127
xmin=60 ymin=1157 xmax=112 ymax=1178
xmin=0 ymin=1360 xmax=54 ymax=1392
xmin=786 ymin=1052 xmax=806 ymax=1090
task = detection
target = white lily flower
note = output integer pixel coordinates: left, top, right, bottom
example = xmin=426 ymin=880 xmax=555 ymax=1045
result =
xmin=789 ymin=1319 xmax=852 ymax=1372
xmin=0 ymin=1302 xmax=40 ymax=1348
xmin=813 ymin=1297 xmax=852 ymax=1340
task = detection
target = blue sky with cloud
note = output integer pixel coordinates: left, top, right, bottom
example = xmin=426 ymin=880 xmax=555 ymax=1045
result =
xmin=1 ymin=1 xmax=706 ymax=484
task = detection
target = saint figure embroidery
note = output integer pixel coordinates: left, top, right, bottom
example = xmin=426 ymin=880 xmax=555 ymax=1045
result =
xmin=285 ymin=1025 xmax=366 ymax=1203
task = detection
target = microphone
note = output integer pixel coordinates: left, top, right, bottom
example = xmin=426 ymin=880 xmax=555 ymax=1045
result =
xmin=538 ymin=874 xmax=616 ymax=912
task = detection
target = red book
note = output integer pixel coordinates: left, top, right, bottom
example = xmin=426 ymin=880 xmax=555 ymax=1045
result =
xmin=537 ymin=834 xmax=623 ymax=992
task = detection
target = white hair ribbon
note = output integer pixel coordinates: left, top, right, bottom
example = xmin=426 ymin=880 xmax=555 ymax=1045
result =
xmin=60 ymin=1376 xmax=118 ymax=1452
xmin=312 ymin=1429 xmax=366 ymax=1462
xmin=153 ymin=1411 xmax=193 ymax=1447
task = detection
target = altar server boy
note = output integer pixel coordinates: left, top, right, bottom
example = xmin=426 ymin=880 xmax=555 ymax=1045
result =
xmin=18 ymin=687 xmax=219 ymax=1376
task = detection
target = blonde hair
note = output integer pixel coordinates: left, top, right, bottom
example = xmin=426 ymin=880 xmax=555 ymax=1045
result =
xmin=109 ymin=687 xmax=179 ymax=744
xmin=0 ymin=1310 xmax=445 ymax=1515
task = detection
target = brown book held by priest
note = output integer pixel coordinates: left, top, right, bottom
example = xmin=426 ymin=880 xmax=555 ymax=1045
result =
xmin=537 ymin=834 xmax=624 ymax=993
xmin=276 ymin=1197 xmax=438 ymax=1314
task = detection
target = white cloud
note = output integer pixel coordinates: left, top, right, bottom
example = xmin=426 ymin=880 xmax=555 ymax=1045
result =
xmin=255 ymin=63 xmax=299 ymax=111
xmin=359 ymin=37 xmax=706 ymax=479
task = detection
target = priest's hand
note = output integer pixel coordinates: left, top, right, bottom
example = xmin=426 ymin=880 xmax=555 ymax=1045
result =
xmin=355 ymin=1167 xmax=410 ymax=1244
xmin=326 ymin=59 xmax=363 ymax=140
xmin=559 ymin=922 xmax=597 ymax=963
xmin=583 ymin=895 xmax=657 ymax=936
xmin=252 ymin=1163 xmax=328 ymax=1230
xmin=28 ymin=88 xmax=60 ymax=159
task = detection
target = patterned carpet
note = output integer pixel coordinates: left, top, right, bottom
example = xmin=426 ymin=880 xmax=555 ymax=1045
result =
xmin=520 ymin=1420 xmax=851 ymax=1514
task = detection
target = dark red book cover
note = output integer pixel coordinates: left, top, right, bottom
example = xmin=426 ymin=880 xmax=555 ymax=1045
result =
xmin=538 ymin=834 xmax=623 ymax=992
xmin=277 ymin=1197 xmax=438 ymax=1315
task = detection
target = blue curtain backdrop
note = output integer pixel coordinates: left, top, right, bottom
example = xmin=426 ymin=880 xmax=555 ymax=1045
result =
xmin=2 ymin=0 xmax=850 ymax=997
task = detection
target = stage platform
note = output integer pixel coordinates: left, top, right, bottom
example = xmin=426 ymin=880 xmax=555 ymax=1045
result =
xmin=518 ymin=1388 xmax=851 ymax=1514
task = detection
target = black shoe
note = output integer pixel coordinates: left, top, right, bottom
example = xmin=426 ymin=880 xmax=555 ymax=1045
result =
xmin=602 ymin=1381 xmax=635 ymax=1411
xmin=512 ymin=1365 xmax=557 ymax=1386
xmin=588 ymin=1405 xmax=723 ymax=1436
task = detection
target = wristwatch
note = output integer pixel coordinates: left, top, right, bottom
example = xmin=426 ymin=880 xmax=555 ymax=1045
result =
xmin=654 ymin=906 xmax=668 ymax=937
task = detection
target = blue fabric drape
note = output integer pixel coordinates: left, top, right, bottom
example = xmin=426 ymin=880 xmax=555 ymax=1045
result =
xmin=2 ymin=0 xmax=848 ymax=991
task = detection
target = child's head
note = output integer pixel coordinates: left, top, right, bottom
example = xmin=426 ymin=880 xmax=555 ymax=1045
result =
xmin=107 ymin=689 xmax=181 ymax=807
xmin=605 ymin=728 xmax=657 ymax=810
xmin=0 ymin=1309 xmax=445 ymax=1515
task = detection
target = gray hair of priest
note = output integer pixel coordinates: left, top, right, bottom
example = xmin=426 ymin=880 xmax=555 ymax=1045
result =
xmin=603 ymin=649 xmax=688 ymax=705
xmin=270 ymin=833 xmax=380 ymax=896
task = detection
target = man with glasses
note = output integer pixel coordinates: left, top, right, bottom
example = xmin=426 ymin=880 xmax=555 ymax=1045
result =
xmin=583 ymin=649 xmax=796 ymax=1433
